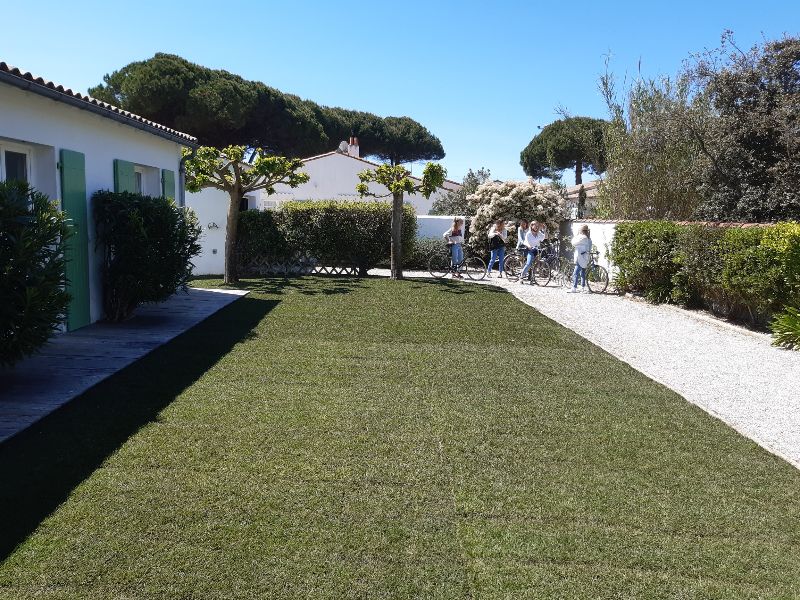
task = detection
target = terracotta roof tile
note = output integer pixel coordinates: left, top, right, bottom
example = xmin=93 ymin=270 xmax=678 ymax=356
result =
xmin=0 ymin=61 xmax=197 ymax=145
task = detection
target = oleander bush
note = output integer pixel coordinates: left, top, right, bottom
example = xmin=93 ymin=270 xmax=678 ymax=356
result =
xmin=237 ymin=201 xmax=417 ymax=276
xmin=609 ymin=221 xmax=681 ymax=303
xmin=94 ymin=191 xmax=201 ymax=322
xmin=0 ymin=181 xmax=71 ymax=366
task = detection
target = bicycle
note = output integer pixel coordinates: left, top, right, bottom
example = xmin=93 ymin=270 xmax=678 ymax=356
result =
xmin=558 ymin=250 xmax=609 ymax=293
xmin=428 ymin=246 xmax=487 ymax=280
xmin=503 ymin=239 xmax=557 ymax=285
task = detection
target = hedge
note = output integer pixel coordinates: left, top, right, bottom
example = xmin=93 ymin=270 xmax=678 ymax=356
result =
xmin=237 ymin=201 xmax=417 ymax=276
xmin=94 ymin=191 xmax=202 ymax=322
xmin=0 ymin=181 xmax=70 ymax=366
xmin=609 ymin=220 xmax=800 ymax=342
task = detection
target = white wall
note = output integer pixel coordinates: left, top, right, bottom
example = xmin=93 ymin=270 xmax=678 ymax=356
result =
xmin=417 ymin=215 xmax=465 ymax=239
xmin=0 ymin=83 xmax=185 ymax=324
xmin=189 ymin=188 xmax=228 ymax=275
xmin=560 ymin=220 xmax=618 ymax=275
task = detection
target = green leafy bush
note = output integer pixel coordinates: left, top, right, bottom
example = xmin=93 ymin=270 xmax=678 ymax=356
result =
xmin=405 ymin=238 xmax=445 ymax=270
xmin=771 ymin=307 xmax=800 ymax=350
xmin=671 ymin=225 xmax=726 ymax=309
xmin=236 ymin=201 xmax=417 ymax=276
xmin=94 ymin=191 xmax=201 ymax=322
xmin=1 ymin=181 xmax=71 ymax=366
xmin=609 ymin=221 xmax=681 ymax=302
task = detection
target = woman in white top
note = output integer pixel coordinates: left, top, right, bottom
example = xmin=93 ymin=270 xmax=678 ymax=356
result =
xmin=568 ymin=224 xmax=593 ymax=293
xmin=442 ymin=217 xmax=465 ymax=277
xmin=515 ymin=220 xmax=529 ymax=251
xmin=486 ymin=219 xmax=508 ymax=277
xmin=519 ymin=221 xmax=546 ymax=283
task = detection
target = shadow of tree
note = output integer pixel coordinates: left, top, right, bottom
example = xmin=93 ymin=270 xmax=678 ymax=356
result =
xmin=0 ymin=296 xmax=276 ymax=560
xmin=205 ymin=276 xmax=368 ymax=297
xmin=406 ymin=278 xmax=510 ymax=295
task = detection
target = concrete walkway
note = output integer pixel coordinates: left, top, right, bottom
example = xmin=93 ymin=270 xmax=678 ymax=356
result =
xmin=377 ymin=269 xmax=800 ymax=470
xmin=0 ymin=287 xmax=248 ymax=443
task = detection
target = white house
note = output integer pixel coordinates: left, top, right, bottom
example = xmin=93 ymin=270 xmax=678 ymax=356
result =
xmin=187 ymin=138 xmax=461 ymax=275
xmin=0 ymin=61 xmax=198 ymax=330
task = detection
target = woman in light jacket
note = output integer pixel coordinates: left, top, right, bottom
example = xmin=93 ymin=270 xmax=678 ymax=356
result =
xmin=519 ymin=221 xmax=546 ymax=283
xmin=443 ymin=217 xmax=465 ymax=277
xmin=568 ymin=224 xmax=593 ymax=293
xmin=486 ymin=219 xmax=508 ymax=277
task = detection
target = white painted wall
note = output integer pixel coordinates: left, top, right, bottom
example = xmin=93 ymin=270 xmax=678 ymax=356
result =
xmin=559 ymin=220 xmax=618 ymax=275
xmin=189 ymin=188 xmax=228 ymax=275
xmin=417 ymin=215 xmax=465 ymax=239
xmin=0 ymin=83 xmax=186 ymax=324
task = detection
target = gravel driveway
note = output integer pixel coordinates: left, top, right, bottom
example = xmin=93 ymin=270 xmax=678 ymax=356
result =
xmin=379 ymin=269 xmax=800 ymax=470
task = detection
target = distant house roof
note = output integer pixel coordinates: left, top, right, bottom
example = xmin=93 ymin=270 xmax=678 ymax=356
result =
xmin=302 ymin=151 xmax=462 ymax=189
xmin=0 ymin=61 xmax=198 ymax=147
xmin=565 ymin=179 xmax=602 ymax=198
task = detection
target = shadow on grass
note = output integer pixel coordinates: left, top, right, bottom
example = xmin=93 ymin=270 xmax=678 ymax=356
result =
xmin=0 ymin=295 xmax=277 ymax=560
xmin=406 ymin=278 xmax=510 ymax=294
xmin=201 ymin=276 xmax=368 ymax=297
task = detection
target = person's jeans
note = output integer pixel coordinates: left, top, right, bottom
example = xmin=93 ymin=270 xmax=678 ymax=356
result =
xmin=450 ymin=244 xmax=463 ymax=270
xmin=573 ymin=264 xmax=587 ymax=288
xmin=520 ymin=248 xmax=538 ymax=279
xmin=487 ymin=246 xmax=505 ymax=274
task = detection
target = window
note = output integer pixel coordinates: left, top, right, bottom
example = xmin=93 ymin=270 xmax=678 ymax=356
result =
xmin=5 ymin=151 xmax=28 ymax=183
xmin=134 ymin=167 xmax=144 ymax=194
xmin=0 ymin=142 xmax=32 ymax=184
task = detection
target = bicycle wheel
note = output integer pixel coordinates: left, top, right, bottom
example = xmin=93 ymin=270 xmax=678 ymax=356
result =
xmin=559 ymin=259 xmax=575 ymax=288
xmin=532 ymin=259 xmax=552 ymax=286
xmin=503 ymin=253 xmax=523 ymax=279
xmin=428 ymin=252 xmax=452 ymax=279
xmin=462 ymin=256 xmax=487 ymax=280
xmin=586 ymin=264 xmax=609 ymax=293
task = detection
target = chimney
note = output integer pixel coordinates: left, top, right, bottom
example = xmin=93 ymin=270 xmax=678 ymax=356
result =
xmin=348 ymin=136 xmax=359 ymax=158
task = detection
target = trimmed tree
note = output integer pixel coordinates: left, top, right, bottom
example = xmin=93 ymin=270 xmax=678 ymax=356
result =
xmin=520 ymin=117 xmax=608 ymax=184
xmin=184 ymin=145 xmax=309 ymax=284
xmin=356 ymin=163 xmax=446 ymax=279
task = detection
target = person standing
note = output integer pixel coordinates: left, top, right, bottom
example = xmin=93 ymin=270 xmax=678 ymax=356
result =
xmin=443 ymin=217 xmax=465 ymax=278
xmin=515 ymin=219 xmax=529 ymax=251
xmin=518 ymin=221 xmax=546 ymax=284
xmin=568 ymin=224 xmax=592 ymax=293
xmin=486 ymin=219 xmax=508 ymax=278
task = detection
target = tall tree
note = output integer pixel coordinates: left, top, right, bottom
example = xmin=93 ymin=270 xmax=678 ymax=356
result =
xmin=356 ymin=163 xmax=446 ymax=279
xmin=429 ymin=168 xmax=491 ymax=215
xmin=520 ymin=117 xmax=608 ymax=184
xmin=184 ymin=146 xmax=310 ymax=284
xmin=370 ymin=116 xmax=445 ymax=165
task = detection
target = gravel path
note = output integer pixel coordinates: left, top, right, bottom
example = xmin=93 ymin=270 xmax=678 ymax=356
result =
xmin=375 ymin=269 xmax=800 ymax=469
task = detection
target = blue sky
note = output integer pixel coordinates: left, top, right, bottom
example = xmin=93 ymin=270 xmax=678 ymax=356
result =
xmin=2 ymin=0 xmax=798 ymax=182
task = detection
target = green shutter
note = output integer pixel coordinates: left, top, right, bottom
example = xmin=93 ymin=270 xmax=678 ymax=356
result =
xmin=60 ymin=149 xmax=91 ymax=331
xmin=113 ymin=159 xmax=136 ymax=193
xmin=161 ymin=168 xmax=176 ymax=199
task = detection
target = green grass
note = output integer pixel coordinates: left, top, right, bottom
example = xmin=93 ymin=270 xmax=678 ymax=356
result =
xmin=1 ymin=276 xmax=799 ymax=599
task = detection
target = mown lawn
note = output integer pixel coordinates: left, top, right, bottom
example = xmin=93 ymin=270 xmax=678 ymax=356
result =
xmin=1 ymin=277 xmax=799 ymax=599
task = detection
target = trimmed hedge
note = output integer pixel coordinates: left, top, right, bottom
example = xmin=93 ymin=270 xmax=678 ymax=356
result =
xmin=0 ymin=181 xmax=70 ymax=366
xmin=609 ymin=220 xmax=800 ymax=334
xmin=237 ymin=201 xmax=417 ymax=275
xmin=94 ymin=191 xmax=202 ymax=322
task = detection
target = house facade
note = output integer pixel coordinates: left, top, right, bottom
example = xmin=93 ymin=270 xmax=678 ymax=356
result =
xmin=0 ymin=62 xmax=197 ymax=330
xmin=187 ymin=140 xmax=461 ymax=275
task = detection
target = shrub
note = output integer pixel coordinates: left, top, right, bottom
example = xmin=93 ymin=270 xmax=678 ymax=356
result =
xmin=609 ymin=221 xmax=680 ymax=302
xmin=771 ymin=307 xmax=800 ymax=350
xmin=94 ymin=191 xmax=201 ymax=322
xmin=236 ymin=201 xmax=417 ymax=276
xmin=671 ymin=225 xmax=726 ymax=309
xmin=405 ymin=238 xmax=445 ymax=270
xmin=0 ymin=181 xmax=71 ymax=366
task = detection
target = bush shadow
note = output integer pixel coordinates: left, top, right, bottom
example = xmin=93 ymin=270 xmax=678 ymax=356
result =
xmin=223 ymin=276 xmax=368 ymax=297
xmin=0 ymin=295 xmax=276 ymax=560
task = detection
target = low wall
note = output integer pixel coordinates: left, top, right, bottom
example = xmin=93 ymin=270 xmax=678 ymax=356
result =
xmin=416 ymin=215 xmax=465 ymax=239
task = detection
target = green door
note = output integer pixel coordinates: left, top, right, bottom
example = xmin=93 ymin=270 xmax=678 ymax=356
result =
xmin=60 ymin=149 xmax=91 ymax=330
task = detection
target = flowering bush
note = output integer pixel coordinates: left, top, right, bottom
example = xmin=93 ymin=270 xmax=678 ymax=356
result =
xmin=465 ymin=180 xmax=566 ymax=256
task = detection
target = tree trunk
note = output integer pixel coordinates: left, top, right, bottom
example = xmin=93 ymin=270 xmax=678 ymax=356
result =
xmin=224 ymin=189 xmax=241 ymax=285
xmin=575 ymin=160 xmax=583 ymax=185
xmin=390 ymin=191 xmax=404 ymax=280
